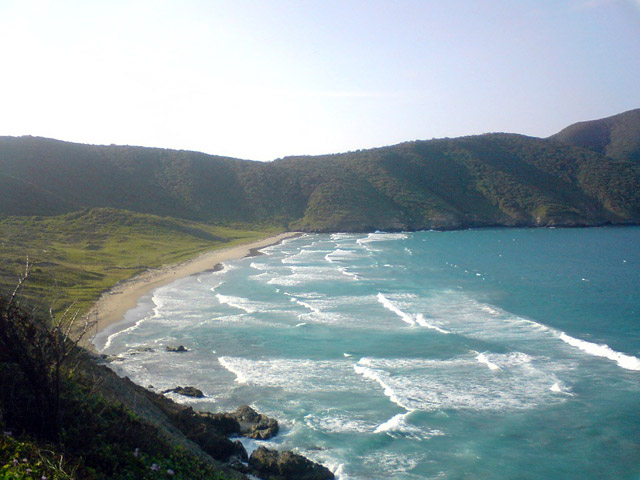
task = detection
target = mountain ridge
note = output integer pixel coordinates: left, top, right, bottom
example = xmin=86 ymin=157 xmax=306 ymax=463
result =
xmin=2 ymin=108 xmax=640 ymax=232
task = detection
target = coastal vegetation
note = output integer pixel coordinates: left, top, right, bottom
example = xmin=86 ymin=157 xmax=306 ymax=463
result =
xmin=1 ymin=278 xmax=333 ymax=479
xmin=0 ymin=209 xmax=278 ymax=316
xmin=2 ymin=110 xmax=639 ymax=310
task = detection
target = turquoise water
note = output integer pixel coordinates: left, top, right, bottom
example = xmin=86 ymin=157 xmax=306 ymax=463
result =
xmin=96 ymin=228 xmax=640 ymax=479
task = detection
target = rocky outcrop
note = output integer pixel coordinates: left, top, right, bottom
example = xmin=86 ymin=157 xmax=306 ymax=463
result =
xmin=162 ymin=386 xmax=204 ymax=398
xmin=163 ymin=403 xmax=247 ymax=462
xmin=196 ymin=405 xmax=279 ymax=440
xmin=81 ymin=357 xmax=332 ymax=478
xmin=249 ymin=447 xmax=335 ymax=480
xmin=140 ymin=398 xmax=279 ymax=464
xmin=227 ymin=405 xmax=279 ymax=440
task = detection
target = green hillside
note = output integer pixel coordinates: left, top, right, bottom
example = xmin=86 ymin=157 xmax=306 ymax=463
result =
xmin=0 ymin=137 xmax=259 ymax=221
xmin=2 ymin=126 xmax=640 ymax=233
xmin=278 ymin=133 xmax=640 ymax=230
xmin=0 ymin=209 xmax=276 ymax=315
xmin=549 ymin=108 xmax=640 ymax=164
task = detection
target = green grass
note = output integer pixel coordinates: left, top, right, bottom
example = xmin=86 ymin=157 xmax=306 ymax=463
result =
xmin=0 ymin=208 xmax=281 ymax=316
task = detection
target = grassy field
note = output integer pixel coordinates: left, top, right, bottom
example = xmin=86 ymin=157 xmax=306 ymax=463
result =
xmin=0 ymin=208 xmax=280 ymax=316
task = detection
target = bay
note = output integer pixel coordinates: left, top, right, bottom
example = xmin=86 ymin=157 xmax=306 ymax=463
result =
xmin=98 ymin=227 xmax=640 ymax=479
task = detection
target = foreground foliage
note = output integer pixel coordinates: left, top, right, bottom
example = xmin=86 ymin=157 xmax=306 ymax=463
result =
xmin=0 ymin=292 xmax=233 ymax=480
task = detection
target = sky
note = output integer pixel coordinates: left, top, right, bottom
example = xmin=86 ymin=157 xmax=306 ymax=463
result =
xmin=1 ymin=0 xmax=639 ymax=161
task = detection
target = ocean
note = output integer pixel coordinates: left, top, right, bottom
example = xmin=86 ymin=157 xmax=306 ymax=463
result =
xmin=95 ymin=227 xmax=640 ymax=479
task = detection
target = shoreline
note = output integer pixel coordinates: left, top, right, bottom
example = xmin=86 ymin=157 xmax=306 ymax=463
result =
xmin=88 ymin=232 xmax=301 ymax=348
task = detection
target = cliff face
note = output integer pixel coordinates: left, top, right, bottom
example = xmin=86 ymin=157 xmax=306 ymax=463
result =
xmin=1 ymin=108 xmax=639 ymax=232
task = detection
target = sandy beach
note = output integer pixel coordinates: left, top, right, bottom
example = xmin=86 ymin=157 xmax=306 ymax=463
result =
xmin=88 ymin=232 xmax=301 ymax=345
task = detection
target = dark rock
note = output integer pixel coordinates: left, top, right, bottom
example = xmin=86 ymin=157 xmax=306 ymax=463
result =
xmin=197 ymin=411 xmax=242 ymax=436
xmin=97 ymin=354 xmax=120 ymax=363
xmin=231 ymin=405 xmax=279 ymax=440
xmin=166 ymin=404 xmax=248 ymax=462
xmin=128 ymin=346 xmax=154 ymax=356
xmin=166 ymin=345 xmax=188 ymax=352
xmin=192 ymin=432 xmax=247 ymax=463
xmin=162 ymin=386 xmax=204 ymax=398
xmin=228 ymin=454 xmax=250 ymax=473
xmin=200 ymin=405 xmax=279 ymax=440
xmin=249 ymin=447 xmax=334 ymax=480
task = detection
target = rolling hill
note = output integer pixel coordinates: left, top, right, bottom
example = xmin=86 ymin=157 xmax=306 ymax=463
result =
xmin=1 ymin=109 xmax=640 ymax=232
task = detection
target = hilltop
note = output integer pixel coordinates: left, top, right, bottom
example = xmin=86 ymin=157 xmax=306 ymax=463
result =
xmin=549 ymin=108 xmax=640 ymax=164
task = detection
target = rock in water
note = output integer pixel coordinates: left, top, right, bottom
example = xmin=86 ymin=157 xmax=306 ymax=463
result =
xmin=162 ymin=386 xmax=204 ymax=398
xmin=166 ymin=345 xmax=188 ymax=352
xmin=249 ymin=446 xmax=334 ymax=480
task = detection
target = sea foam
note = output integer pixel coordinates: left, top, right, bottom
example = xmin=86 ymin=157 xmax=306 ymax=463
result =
xmin=218 ymin=357 xmax=358 ymax=392
xmin=474 ymin=352 xmax=501 ymax=371
xmin=304 ymin=412 xmax=374 ymax=434
xmin=377 ymin=293 xmax=450 ymax=333
xmin=557 ymin=333 xmax=640 ymax=371
xmin=355 ymin=355 xmax=566 ymax=412
xmin=374 ymin=412 xmax=444 ymax=440
xmin=215 ymin=293 xmax=259 ymax=313
xmin=324 ymin=248 xmax=358 ymax=264
xmin=377 ymin=293 xmax=416 ymax=326
xmin=415 ymin=314 xmax=451 ymax=334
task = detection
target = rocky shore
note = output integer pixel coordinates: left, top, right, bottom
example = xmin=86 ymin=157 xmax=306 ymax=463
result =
xmin=91 ymin=353 xmax=334 ymax=480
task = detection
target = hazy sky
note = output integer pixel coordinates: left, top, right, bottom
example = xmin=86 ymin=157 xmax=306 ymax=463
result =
xmin=1 ymin=0 xmax=639 ymax=160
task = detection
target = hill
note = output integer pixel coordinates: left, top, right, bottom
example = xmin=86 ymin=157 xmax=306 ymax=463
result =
xmin=549 ymin=108 xmax=640 ymax=164
xmin=278 ymin=133 xmax=640 ymax=230
xmin=2 ymin=125 xmax=640 ymax=232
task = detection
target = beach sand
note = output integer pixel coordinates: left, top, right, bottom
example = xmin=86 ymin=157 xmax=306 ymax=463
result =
xmin=87 ymin=232 xmax=301 ymax=347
